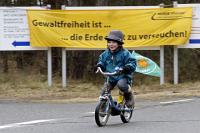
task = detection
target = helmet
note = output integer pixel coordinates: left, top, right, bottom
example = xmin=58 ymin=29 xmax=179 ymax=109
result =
xmin=105 ymin=30 xmax=124 ymax=44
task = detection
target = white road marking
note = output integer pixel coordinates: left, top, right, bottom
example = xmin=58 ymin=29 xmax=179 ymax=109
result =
xmin=0 ymin=119 xmax=58 ymax=130
xmin=160 ymin=99 xmax=194 ymax=104
xmin=86 ymin=112 xmax=95 ymax=114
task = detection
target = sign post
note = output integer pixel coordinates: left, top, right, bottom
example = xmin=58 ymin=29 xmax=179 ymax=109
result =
xmin=61 ymin=5 xmax=67 ymax=88
xmin=173 ymin=1 xmax=179 ymax=84
xmin=48 ymin=47 xmax=52 ymax=87
xmin=174 ymin=45 xmax=178 ymax=84
xmin=62 ymin=48 xmax=67 ymax=87
xmin=160 ymin=46 xmax=165 ymax=85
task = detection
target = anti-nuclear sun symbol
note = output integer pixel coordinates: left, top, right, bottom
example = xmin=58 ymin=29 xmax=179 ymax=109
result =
xmin=137 ymin=59 xmax=148 ymax=68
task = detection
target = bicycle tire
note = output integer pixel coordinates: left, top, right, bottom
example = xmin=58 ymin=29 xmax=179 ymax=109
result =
xmin=120 ymin=103 xmax=133 ymax=123
xmin=95 ymin=100 xmax=110 ymax=127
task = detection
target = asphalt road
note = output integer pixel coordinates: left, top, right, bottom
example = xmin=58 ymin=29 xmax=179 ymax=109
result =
xmin=0 ymin=97 xmax=200 ymax=133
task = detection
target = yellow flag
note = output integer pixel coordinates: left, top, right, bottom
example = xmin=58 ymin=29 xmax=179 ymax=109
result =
xmin=27 ymin=7 xmax=192 ymax=48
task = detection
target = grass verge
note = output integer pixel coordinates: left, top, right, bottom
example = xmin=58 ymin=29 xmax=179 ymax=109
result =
xmin=0 ymin=72 xmax=200 ymax=103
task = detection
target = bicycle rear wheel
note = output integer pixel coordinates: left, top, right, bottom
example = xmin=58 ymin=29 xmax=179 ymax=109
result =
xmin=120 ymin=103 xmax=133 ymax=123
xmin=95 ymin=100 xmax=110 ymax=127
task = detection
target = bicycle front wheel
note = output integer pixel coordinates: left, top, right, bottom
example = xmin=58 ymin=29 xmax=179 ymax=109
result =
xmin=95 ymin=100 xmax=110 ymax=127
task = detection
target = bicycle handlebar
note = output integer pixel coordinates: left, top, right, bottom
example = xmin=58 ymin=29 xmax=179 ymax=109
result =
xmin=96 ymin=67 xmax=121 ymax=76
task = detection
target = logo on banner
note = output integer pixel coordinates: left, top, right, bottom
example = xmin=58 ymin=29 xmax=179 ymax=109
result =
xmin=151 ymin=11 xmax=191 ymax=20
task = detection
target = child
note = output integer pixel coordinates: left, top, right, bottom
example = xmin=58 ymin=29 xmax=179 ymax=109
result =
xmin=96 ymin=30 xmax=137 ymax=107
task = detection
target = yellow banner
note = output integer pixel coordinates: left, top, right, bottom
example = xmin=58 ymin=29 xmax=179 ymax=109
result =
xmin=27 ymin=7 xmax=192 ymax=48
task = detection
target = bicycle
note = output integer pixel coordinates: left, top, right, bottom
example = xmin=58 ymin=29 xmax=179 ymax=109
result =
xmin=95 ymin=67 xmax=134 ymax=127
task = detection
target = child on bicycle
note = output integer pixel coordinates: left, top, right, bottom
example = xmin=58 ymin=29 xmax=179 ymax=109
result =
xmin=95 ymin=30 xmax=137 ymax=108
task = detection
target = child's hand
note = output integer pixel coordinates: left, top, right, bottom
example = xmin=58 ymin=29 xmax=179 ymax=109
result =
xmin=94 ymin=64 xmax=103 ymax=72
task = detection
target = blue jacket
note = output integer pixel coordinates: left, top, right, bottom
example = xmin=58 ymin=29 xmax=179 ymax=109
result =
xmin=97 ymin=48 xmax=137 ymax=83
